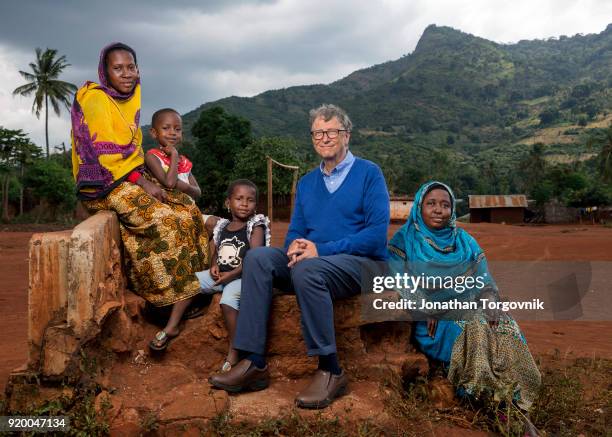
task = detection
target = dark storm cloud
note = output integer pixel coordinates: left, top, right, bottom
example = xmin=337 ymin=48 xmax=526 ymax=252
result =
xmin=0 ymin=0 xmax=408 ymax=126
xmin=1 ymin=0 xmax=609 ymax=148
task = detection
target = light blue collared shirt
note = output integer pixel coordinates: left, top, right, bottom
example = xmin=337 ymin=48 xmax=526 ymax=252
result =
xmin=320 ymin=151 xmax=355 ymax=193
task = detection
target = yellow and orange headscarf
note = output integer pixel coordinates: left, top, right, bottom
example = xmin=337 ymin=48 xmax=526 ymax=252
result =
xmin=71 ymin=42 xmax=144 ymax=199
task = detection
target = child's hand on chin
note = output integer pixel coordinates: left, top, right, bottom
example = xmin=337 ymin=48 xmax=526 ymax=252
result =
xmin=160 ymin=144 xmax=178 ymax=157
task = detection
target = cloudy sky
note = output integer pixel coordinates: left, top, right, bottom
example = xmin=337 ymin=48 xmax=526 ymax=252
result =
xmin=0 ymin=0 xmax=610 ymax=151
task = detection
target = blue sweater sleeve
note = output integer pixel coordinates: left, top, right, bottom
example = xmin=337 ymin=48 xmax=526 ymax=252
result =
xmin=315 ymin=164 xmax=390 ymax=258
xmin=284 ymin=180 xmax=306 ymax=250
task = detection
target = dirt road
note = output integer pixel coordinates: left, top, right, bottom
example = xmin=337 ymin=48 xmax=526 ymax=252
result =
xmin=1 ymin=222 xmax=611 ymax=392
xmin=0 ymin=232 xmax=35 ymax=392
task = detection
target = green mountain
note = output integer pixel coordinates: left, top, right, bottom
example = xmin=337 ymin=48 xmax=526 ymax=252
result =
xmin=181 ymin=24 xmax=609 ymax=138
xmin=146 ymin=24 xmax=611 ymax=195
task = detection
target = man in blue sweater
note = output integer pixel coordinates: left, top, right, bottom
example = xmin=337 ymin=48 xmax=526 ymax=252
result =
xmin=209 ymin=104 xmax=390 ymax=408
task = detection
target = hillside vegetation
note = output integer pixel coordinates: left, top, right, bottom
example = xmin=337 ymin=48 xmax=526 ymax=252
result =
xmin=144 ymin=24 xmax=611 ymax=206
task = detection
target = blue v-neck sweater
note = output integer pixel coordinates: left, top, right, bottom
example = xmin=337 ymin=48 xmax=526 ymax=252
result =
xmin=284 ymin=157 xmax=390 ymax=260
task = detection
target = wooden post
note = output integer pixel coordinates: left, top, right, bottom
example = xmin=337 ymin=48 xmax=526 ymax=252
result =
xmin=266 ymin=156 xmax=300 ymax=225
xmin=267 ymin=157 xmax=273 ymax=226
xmin=290 ymin=168 xmax=298 ymax=219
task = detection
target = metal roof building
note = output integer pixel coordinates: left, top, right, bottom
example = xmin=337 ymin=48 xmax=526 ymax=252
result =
xmin=390 ymin=196 xmax=414 ymax=221
xmin=468 ymin=195 xmax=527 ymax=224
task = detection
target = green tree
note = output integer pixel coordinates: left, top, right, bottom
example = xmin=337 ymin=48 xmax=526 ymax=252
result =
xmin=186 ymin=107 xmax=252 ymax=213
xmin=586 ymin=127 xmax=612 ymax=184
xmin=0 ymin=127 xmax=41 ymax=220
xmin=394 ymin=163 xmax=426 ymax=196
xmin=23 ymin=158 xmax=76 ymax=215
xmin=531 ymin=180 xmax=555 ymax=206
xmin=13 ymin=136 xmax=42 ymax=215
xmin=429 ymin=149 xmax=451 ymax=179
xmin=538 ymin=108 xmax=559 ymax=126
xmin=13 ymin=48 xmax=77 ymax=158
xmin=232 ymin=136 xmax=302 ymax=195
xmin=517 ymin=143 xmax=547 ymax=195
xmin=543 ymin=164 xmax=591 ymax=205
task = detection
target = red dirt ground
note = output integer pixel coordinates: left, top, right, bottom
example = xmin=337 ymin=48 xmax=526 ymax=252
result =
xmin=1 ymin=222 xmax=611 ymax=393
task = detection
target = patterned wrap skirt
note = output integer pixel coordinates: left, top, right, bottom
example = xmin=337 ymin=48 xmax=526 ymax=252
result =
xmin=83 ymin=181 xmax=209 ymax=307
xmin=448 ymin=319 xmax=541 ymax=410
xmin=415 ymin=319 xmax=541 ymax=410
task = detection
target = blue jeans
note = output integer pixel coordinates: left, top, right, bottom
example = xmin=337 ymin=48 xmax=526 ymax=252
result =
xmin=233 ymin=247 xmax=368 ymax=356
xmin=196 ymin=269 xmax=241 ymax=310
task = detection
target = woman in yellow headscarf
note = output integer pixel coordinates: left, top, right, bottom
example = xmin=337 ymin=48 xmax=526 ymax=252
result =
xmin=71 ymin=42 xmax=209 ymax=351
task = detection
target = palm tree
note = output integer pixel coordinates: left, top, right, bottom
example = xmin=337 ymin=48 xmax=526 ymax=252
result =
xmin=13 ymin=48 xmax=77 ymax=158
xmin=586 ymin=126 xmax=612 ymax=184
xmin=598 ymin=127 xmax=612 ymax=184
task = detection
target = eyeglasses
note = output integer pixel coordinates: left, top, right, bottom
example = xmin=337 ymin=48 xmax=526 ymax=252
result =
xmin=311 ymin=129 xmax=348 ymax=140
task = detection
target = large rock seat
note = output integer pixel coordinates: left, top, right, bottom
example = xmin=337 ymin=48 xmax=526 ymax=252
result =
xmin=4 ymin=211 xmax=427 ymax=434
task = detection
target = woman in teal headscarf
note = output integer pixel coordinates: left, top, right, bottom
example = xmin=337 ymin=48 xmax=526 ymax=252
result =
xmin=388 ymin=181 xmax=541 ymax=413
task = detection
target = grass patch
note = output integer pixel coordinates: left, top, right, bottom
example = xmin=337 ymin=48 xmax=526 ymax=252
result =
xmin=519 ymin=96 xmax=551 ymax=107
xmin=139 ymin=411 xmax=159 ymax=434
xmin=7 ymin=355 xmax=609 ymax=435
xmin=531 ymin=356 xmax=611 ymax=436
xmin=210 ymin=410 xmax=387 ymax=436
xmin=380 ymin=369 xmax=434 ymax=426
xmin=7 ymin=386 xmax=111 ymax=437
xmin=4 ymin=346 xmax=116 ymax=436
xmin=382 ymin=368 xmax=529 ymax=435
xmin=381 ymin=356 xmax=612 ymax=436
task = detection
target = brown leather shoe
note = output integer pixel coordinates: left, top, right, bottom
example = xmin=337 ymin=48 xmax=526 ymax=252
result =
xmin=295 ymin=369 xmax=348 ymax=409
xmin=208 ymin=359 xmax=269 ymax=393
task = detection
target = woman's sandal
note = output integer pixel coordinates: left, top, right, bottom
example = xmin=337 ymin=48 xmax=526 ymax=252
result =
xmin=149 ymin=330 xmax=178 ymax=352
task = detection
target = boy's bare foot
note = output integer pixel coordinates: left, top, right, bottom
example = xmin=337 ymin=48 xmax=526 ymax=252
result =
xmin=227 ymin=348 xmax=239 ymax=364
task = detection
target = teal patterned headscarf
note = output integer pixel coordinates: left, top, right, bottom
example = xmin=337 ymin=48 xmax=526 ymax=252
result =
xmin=388 ymin=181 xmax=498 ymax=317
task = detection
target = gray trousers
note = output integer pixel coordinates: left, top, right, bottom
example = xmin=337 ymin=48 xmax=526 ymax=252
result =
xmin=233 ymin=246 xmax=367 ymax=356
